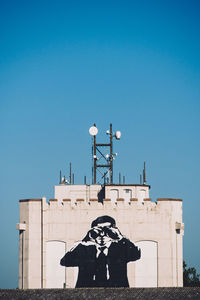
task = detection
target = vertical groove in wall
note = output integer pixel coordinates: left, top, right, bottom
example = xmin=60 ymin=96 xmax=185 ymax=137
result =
xmin=176 ymin=233 xmax=178 ymax=286
xmin=157 ymin=241 xmax=158 ymax=287
xmin=22 ymin=231 xmax=24 ymax=289
xmin=65 ymin=242 xmax=67 ymax=286
xmin=41 ymin=200 xmax=43 ymax=288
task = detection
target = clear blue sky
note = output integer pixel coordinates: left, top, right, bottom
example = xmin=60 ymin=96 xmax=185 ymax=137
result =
xmin=0 ymin=0 xmax=200 ymax=288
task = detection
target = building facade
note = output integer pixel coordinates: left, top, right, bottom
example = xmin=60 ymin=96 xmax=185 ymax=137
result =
xmin=17 ymin=183 xmax=184 ymax=288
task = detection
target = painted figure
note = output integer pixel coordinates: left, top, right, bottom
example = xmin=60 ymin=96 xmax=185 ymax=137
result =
xmin=60 ymin=215 xmax=141 ymax=287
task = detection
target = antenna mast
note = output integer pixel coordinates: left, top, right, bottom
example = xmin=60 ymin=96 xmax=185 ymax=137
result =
xmin=89 ymin=124 xmax=121 ymax=185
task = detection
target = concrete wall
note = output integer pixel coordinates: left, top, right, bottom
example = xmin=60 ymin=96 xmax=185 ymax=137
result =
xmin=54 ymin=184 xmax=102 ymax=203
xmin=17 ymin=184 xmax=184 ymax=289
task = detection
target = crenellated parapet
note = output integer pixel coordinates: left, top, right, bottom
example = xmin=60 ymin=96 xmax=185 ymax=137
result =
xmin=19 ymin=197 xmax=182 ymax=207
xmin=19 ymin=197 xmax=183 ymax=222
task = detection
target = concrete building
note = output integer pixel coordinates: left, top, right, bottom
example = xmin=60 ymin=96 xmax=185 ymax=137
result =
xmin=17 ymin=183 xmax=184 ymax=289
xmin=17 ymin=125 xmax=184 ymax=289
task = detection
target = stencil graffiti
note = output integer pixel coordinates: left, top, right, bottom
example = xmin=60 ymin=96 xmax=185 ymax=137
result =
xmin=60 ymin=215 xmax=141 ymax=287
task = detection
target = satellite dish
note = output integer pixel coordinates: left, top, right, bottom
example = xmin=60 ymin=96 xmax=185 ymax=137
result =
xmin=115 ymin=131 xmax=121 ymax=140
xmin=89 ymin=126 xmax=98 ymax=136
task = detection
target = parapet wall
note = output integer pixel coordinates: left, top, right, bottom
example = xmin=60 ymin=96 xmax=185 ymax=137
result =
xmin=19 ymin=197 xmax=182 ymax=206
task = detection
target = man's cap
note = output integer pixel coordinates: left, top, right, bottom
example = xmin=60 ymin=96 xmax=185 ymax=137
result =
xmin=91 ymin=215 xmax=116 ymax=228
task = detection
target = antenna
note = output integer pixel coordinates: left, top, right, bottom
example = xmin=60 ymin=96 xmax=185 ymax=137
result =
xmin=59 ymin=170 xmax=62 ymax=184
xmin=110 ymin=124 xmax=113 ymax=183
xmin=89 ymin=125 xmax=98 ymax=136
xmin=115 ymin=131 xmax=121 ymax=140
xmin=143 ymin=162 xmax=146 ymax=185
xmin=119 ymin=172 xmax=121 ymax=184
xmin=89 ymin=124 xmax=98 ymax=184
xmin=69 ymin=163 xmax=72 ymax=184
xmin=89 ymin=123 xmax=121 ymax=185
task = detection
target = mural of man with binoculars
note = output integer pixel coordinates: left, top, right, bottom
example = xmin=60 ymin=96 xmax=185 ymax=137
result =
xmin=60 ymin=215 xmax=141 ymax=287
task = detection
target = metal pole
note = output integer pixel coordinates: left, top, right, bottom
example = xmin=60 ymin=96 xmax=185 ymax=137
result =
xmin=69 ymin=163 xmax=72 ymax=184
xmin=119 ymin=172 xmax=121 ymax=184
xmin=59 ymin=170 xmax=62 ymax=184
xmin=94 ymin=134 xmax=96 ymax=184
xmin=92 ymin=142 xmax=94 ymax=184
xmin=123 ymin=176 xmax=125 ymax=184
xmin=110 ymin=123 xmax=113 ymax=184
xmin=143 ymin=161 xmax=146 ymax=184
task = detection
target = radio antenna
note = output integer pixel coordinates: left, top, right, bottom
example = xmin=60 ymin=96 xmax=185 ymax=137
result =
xmin=89 ymin=123 xmax=121 ymax=184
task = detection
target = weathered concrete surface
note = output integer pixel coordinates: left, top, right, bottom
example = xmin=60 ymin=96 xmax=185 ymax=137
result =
xmin=0 ymin=288 xmax=200 ymax=300
xmin=18 ymin=195 xmax=183 ymax=288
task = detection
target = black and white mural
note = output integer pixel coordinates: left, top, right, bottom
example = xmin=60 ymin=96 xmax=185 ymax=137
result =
xmin=60 ymin=215 xmax=141 ymax=287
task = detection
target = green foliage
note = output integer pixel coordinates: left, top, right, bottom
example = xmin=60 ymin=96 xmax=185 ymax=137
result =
xmin=183 ymin=261 xmax=200 ymax=287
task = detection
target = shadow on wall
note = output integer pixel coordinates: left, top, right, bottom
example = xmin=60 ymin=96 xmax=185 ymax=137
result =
xmin=97 ymin=187 xmax=105 ymax=203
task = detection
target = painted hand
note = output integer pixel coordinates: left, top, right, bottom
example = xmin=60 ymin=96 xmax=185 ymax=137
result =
xmin=107 ymin=227 xmax=123 ymax=240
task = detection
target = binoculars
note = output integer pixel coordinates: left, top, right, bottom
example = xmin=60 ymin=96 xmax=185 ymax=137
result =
xmin=89 ymin=226 xmax=119 ymax=240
